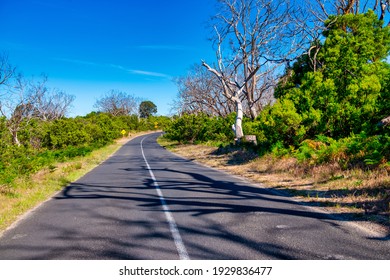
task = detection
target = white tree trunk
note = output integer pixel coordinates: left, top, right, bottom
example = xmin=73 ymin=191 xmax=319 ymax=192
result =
xmin=232 ymin=100 xmax=244 ymax=140
xmin=249 ymin=105 xmax=258 ymax=120
xmin=9 ymin=127 xmax=21 ymax=146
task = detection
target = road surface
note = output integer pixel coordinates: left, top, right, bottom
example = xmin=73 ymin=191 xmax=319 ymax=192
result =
xmin=0 ymin=132 xmax=389 ymax=259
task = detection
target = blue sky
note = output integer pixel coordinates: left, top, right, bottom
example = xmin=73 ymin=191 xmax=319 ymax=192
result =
xmin=0 ymin=0 xmax=218 ymax=116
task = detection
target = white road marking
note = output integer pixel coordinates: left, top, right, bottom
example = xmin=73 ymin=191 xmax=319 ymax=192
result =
xmin=140 ymin=137 xmax=190 ymax=260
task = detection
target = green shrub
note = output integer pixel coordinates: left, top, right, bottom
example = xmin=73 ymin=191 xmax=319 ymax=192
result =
xmin=276 ymin=11 xmax=390 ymax=140
xmin=292 ymin=132 xmax=389 ymax=168
xmin=0 ymin=112 xmax=171 ymax=186
xmin=247 ymin=99 xmax=306 ymax=151
xmin=164 ymin=113 xmax=234 ymax=144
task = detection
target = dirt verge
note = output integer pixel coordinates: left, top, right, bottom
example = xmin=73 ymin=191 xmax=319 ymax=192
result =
xmin=158 ymin=139 xmax=390 ymax=237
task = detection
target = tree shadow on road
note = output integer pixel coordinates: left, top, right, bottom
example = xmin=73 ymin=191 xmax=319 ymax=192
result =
xmin=4 ymin=149 xmax=388 ymax=260
xmin=49 ymin=159 xmax=390 ymax=259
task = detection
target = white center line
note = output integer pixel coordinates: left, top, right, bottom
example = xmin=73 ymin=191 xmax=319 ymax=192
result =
xmin=140 ymin=137 xmax=190 ymax=260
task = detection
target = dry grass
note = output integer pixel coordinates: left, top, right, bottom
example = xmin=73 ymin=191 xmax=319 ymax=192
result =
xmin=159 ymin=139 xmax=390 ymax=231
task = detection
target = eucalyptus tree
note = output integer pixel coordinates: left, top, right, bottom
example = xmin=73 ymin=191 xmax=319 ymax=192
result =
xmin=0 ymin=74 xmax=74 ymax=145
xmin=174 ymin=64 xmax=236 ymax=117
xmin=30 ymin=76 xmax=75 ymax=121
xmin=0 ymin=75 xmax=44 ymax=145
xmin=202 ymin=0 xmax=300 ymax=140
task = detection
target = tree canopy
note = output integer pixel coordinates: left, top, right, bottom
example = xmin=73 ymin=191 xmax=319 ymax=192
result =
xmin=275 ymin=10 xmax=390 ymax=140
xmin=139 ymin=101 xmax=157 ymax=118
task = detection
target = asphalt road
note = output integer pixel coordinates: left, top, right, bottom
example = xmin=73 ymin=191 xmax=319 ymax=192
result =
xmin=0 ymin=132 xmax=389 ymax=259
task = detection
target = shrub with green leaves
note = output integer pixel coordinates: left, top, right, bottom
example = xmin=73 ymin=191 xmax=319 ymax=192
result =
xmin=276 ymin=11 xmax=390 ymax=139
xmin=164 ymin=113 xmax=234 ymax=144
xmin=43 ymin=118 xmax=92 ymax=149
xmin=292 ymin=132 xmax=390 ymax=168
xmin=244 ymin=99 xmax=306 ymax=150
xmin=0 ymin=112 xmax=170 ymax=186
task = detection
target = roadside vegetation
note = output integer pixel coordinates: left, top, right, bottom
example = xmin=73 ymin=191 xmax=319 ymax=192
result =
xmin=1 ymin=0 xmax=389 ymax=232
xmin=159 ymin=137 xmax=390 ymax=228
xmin=0 ymin=54 xmax=170 ymax=232
xmin=0 ymin=131 xmax=157 ymax=232
xmin=164 ymin=2 xmax=390 ymax=227
xmin=0 ymin=112 xmax=170 ymax=189
xmin=0 ymin=110 xmax=169 ymax=232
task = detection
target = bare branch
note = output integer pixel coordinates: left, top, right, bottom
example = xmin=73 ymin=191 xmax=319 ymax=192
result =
xmin=0 ymin=53 xmax=15 ymax=87
xmin=94 ymin=90 xmax=138 ymax=116
xmin=0 ymin=74 xmax=39 ymax=145
xmin=173 ymin=65 xmax=236 ymax=117
xmin=204 ymin=0 xmax=293 ymax=120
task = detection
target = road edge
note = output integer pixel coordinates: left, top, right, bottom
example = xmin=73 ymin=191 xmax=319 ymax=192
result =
xmin=0 ymin=131 xmax=158 ymax=239
xmin=156 ymin=138 xmax=389 ymax=240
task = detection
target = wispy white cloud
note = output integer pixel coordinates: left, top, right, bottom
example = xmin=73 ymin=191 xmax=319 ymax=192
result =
xmin=110 ymin=64 xmax=171 ymax=79
xmin=129 ymin=69 xmax=171 ymax=78
xmin=54 ymin=58 xmax=171 ymax=79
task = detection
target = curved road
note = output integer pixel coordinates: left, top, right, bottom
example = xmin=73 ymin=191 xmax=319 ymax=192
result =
xmin=0 ymin=132 xmax=389 ymax=259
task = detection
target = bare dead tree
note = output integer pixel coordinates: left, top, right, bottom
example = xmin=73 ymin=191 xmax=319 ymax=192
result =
xmin=94 ymin=90 xmax=138 ymax=116
xmin=201 ymin=60 xmax=246 ymax=139
xmin=33 ymin=79 xmax=75 ymax=121
xmin=174 ymin=64 xmax=236 ymax=117
xmin=202 ymin=0 xmax=298 ymax=139
xmin=0 ymin=54 xmax=15 ymax=87
xmin=174 ymin=63 xmax=275 ymax=118
xmin=0 ymin=74 xmax=39 ymax=145
xmin=243 ymin=68 xmax=276 ymax=113
xmin=305 ymin=0 xmax=390 ymax=24
xmin=0 ymin=73 xmax=74 ymax=145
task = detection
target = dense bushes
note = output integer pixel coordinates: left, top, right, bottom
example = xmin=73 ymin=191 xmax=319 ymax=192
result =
xmin=248 ymin=11 xmax=390 ymax=167
xmin=243 ymin=99 xmax=307 ymax=150
xmin=275 ymin=11 xmax=389 ymax=140
xmin=164 ymin=12 xmax=390 ymax=171
xmin=164 ymin=113 xmax=235 ymax=144
xmin=293 ymin=132 xmax=389 ymax=168
xmin=0 ymin=113 xmax=170 ymax=185
xmin=164 ymin=113 xmax=389 ymax=170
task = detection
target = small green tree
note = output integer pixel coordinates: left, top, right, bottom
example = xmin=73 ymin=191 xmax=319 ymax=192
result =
xmin=139 ymin=101 xmax=157 ymax=118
